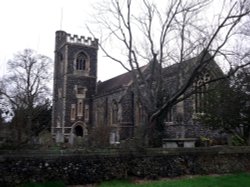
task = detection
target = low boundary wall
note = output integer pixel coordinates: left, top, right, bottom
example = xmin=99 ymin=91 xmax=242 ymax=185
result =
xmin=0 ymin=146 xmax=250 ymax=186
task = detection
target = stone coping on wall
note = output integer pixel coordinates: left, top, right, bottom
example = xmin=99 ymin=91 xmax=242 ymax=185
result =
xmin=0 ymin=146 xmax=250 ymax=158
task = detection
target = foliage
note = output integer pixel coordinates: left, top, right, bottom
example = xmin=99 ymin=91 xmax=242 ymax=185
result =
xmin=197 ymin=69 xmax=250 ymax=145
xmin=9 ymin=101 xmax=52 ymax=143
xmin=198 ymin=136 xmax=212 ymax=147
xmin=232 ymin=135 xmax=246 ymax=146
xmin=74 ymin=136 xmax=88 ymax=148
xmin=31 ymin=102 xmax=52 ymax=136
xmin=38 ymin=130 xmax=53 ymax=146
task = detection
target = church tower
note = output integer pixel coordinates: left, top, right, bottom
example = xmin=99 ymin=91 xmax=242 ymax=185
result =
xmin=51 ymin=31 xmax=98 ymax=143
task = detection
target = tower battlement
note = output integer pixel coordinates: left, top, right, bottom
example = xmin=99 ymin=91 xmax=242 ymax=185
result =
xmin=66 ymin=34 xmax=98 ymax=47
xmin=55 ymin=30 xmax=98 ymax=49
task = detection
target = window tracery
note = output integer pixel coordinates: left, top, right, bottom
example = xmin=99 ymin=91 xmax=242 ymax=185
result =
xmin=112 ymin=100 xmax=118 ymax=124
xmin=194 ymin=71 xmax=211 ymax=113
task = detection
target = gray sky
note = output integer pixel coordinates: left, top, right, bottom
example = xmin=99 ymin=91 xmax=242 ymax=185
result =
xmin=0 ymin=0 xmax=125 ymax=81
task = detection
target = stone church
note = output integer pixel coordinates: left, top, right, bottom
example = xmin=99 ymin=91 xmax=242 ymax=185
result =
xmin=51 ymin=31 xmax=223 ymax=144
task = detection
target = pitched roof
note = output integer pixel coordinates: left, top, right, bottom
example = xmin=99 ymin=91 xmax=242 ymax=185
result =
xmin=97 ymin=71 xmax=134 ymax=95
xmin=96 ymin=52 xmax=219 ymax=96
xmin=96 ymin=59 xmax=195 ymax=96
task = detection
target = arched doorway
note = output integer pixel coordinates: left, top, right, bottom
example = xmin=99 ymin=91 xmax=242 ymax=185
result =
xmin=69 ymin=121 xmax=88 ymax=144
xmin=74 ymin=125 xmax=83 ymax=137
xmin=71 ymin=122 xmax=87 ymax=136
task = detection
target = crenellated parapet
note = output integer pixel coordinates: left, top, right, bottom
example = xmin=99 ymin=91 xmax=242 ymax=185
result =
xmin=66 ymin=34 xmax=98 ymax=48
xmin=55 ymin=30 xmax=98 ymax=49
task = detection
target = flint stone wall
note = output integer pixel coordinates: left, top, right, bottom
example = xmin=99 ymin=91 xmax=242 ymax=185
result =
xmin=0 ymin=147 xmax=250 ymax=186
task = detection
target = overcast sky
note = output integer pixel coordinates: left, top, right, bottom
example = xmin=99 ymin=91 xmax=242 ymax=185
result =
xmin=0 ymin=0 xmax=126 ymax=81
xmin=1 ymin=0 xmax=244 ymax=82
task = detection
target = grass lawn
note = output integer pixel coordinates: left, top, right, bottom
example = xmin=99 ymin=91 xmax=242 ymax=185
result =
xmin=19 ymin=173 xmax=250 ymax=187
xmin=99 ymin=173 xmax=250 ymax=187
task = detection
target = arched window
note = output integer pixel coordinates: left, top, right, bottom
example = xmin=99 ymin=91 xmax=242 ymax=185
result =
xmin=136 ymin=102 xmax=144 ymax=125
xmin=165 ymin=107 xmax=174 ymax=123
xmin=76 ymin=52 xmax=87 ymax=70
xmin=194 ymin=71 xmax=210 ymax=113
xmin=85 ymin=104 xmax=89 ymax=122
xmin=112 ymin=101 xmax=118 ymax=124
xmin=71 ymin=104 xmax=76 ymax=121
xmin=96 ymin=106 xmax=104 ymax=126
xmin=77 ymin=99 xmax=83 ymax=117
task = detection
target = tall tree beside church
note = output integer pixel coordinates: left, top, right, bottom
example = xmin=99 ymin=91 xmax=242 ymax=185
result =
xmin=91 ymin=0 xmax=250 ymax=146
xmin=0 ymin=49 xmax=52 ymax=142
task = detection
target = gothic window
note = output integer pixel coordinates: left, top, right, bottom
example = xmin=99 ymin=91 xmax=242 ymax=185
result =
xmin=76 ymin=52 xmax=87 ymax=70
xmin=85 ymin=104 xmax=89 ymax=122
xmin=136 ymin=102 xmax=144 ymax=125
xmin=194 ymin=71 xmax=210 ymax=113
xmin=96 ymin=106 xmax=104 ymax=126
xmin=77 ymin=99 xmax=83 ymax=117
xmin=165 ymin=107 xmax=174 ymax=123
xmin=71 ymin=104 xmax=76 ymax=121
xmin=112 ymin=101 xmax=118 ymax=124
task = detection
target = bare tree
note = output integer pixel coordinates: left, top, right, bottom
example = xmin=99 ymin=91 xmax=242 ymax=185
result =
xmin=90 ymin=0 xmax=250 ymax=145
xmin=0 ymin=49 xmax=52 ymax=142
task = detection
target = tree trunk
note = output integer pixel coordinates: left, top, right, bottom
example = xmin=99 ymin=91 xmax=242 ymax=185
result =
xmin=148 ymin=116 xmax=165 ymax=147
xmin=26 ymin=115 xmax=32 ymax=143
